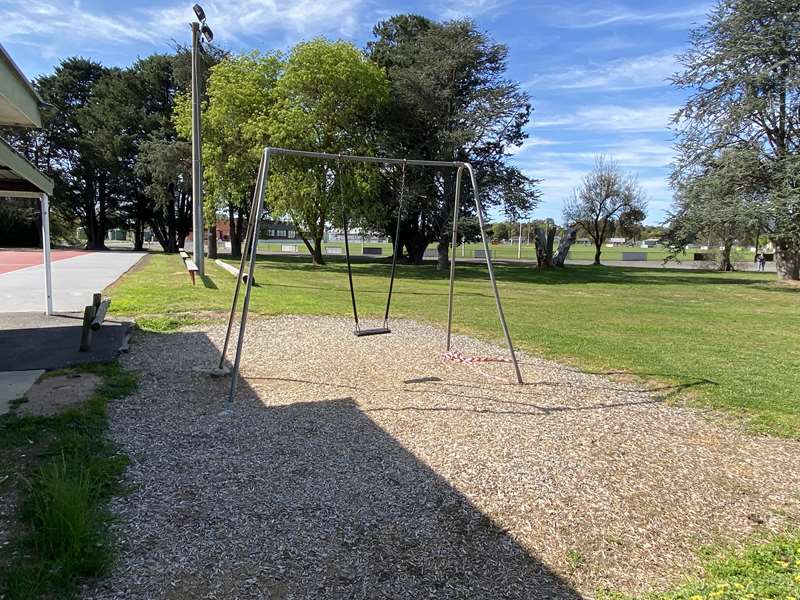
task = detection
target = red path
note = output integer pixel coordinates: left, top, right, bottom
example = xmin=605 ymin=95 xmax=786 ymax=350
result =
xmin=0 ymin=250 xmax=86 ymax=275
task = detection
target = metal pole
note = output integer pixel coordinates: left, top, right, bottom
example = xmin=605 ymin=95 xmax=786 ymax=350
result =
xmin=40 ymin=194 xmax=53 ymax=316
xmin=517 ymin=222 xmax=522 ymax=259
xmin=262 ymin=147 xmax=468 ymax=169
xmin=466 ymin=165 xmax=523 ymax=384
xmin=218 ymin=152 xmax=267 ymax=369
xmin=228 ymin=149 xmax=270 ymax=405
xmin=446 ymin=167 xmax=463 ymax=351
xmin=191 ymin=22 xmax=205 ymax=276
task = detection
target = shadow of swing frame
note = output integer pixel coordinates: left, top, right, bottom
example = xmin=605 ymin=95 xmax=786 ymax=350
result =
xmin=219 ymin=147 xmax=524 ymax=405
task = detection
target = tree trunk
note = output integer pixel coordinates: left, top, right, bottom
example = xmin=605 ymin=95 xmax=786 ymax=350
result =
xmin=553 ymin=226 xmax=577 ymax=267
xmin=436 ymin=238 xmax=449 ymax=270
xmin=312 ymin=236 xmax=325 ymax=266
xmin=207 ymin=225 xmax=218 ymax=259
xmin=775 ymin=241 xmax=800 ymax=280
xmin=534 ymin=226 xmax=556 ymax=268
xmin=593 ymin=241 xmax=602 ymax=265
xmin=403 ymin=231 xmax=427 ymax=265
xmin=133 ymin=218 xmax=145 ymax=251
xmin=720 ymin=241 xmax=735 ymax=272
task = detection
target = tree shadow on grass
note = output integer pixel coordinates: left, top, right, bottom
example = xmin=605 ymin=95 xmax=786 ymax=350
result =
xmin=103 ymin=329 xmax=582 ymax=599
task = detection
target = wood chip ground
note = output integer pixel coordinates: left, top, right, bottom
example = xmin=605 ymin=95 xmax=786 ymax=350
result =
xmin=83 ymin=317 xmax=800 ymax=599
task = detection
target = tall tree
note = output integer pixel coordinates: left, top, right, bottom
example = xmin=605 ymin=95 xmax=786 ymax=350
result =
xmin=266 ymin=39 xmax=388 ymax=265
xmin=368 ymin=15 xmax=538 ymax=268
xmin=672 ymin=0 xmax=800 ymax=279
xmin=174 ymin=51 xmax=282 ymax=258
xmin=665 ymin=146 xmax=768 ymax=271
xmin=564 ymin=157 xmax=647 ymax=265
xmin=32 ymin=58 xmax=113 ymax=249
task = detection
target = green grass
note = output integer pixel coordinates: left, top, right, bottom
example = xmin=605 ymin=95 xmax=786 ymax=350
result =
xmin=601 ymin=531 xmax=800 ymax=600
xmin=109 ymin=254 xmax=800 ymax=437
xmin=0 ymin=362 xmax=136 ymax=599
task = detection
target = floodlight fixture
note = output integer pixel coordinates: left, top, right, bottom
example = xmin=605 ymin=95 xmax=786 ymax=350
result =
xmin=193 ymin=3 xmax=206 ymax=22
xmin=201 ymin=24 xmax=214 ymax=42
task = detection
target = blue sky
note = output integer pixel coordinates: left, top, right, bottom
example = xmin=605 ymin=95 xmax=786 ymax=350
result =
xmin=1 ymin=0 xmax=710 ymax=224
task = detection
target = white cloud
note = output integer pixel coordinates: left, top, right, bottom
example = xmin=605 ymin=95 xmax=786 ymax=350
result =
xmin=0 ymin=0 xmax=368 ymax=61
xmin=438 ymin=0 xmax=511 ymax=20
xmin=146 ymin=0 xmax=366 ymax=41
xmin=553 ymin=4 xmax=710 ymax=29
xmin=0 ymin=0 xmax=155 ymax=44
xmin=532 ymin=104 xmax=677 ymax=133
xmin=530 ymin=50 xmax=679 ymax=91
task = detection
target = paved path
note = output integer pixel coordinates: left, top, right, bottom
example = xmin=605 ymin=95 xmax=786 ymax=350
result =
xmin=0 ymin=251 xmax=145 ymax=312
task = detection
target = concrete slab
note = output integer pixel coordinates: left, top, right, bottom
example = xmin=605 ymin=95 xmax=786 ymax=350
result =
xmin=0 ymin=369 xmax=43 ymax=414
xmin=0 ymin=312 xmax=130 ymax=372
xmin=0 ymin=251 xmax=145 ymax=313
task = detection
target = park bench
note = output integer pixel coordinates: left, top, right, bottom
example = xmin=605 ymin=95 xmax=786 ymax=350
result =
xmin=179 ymin=250 xmax=190 ymax=260
xmin=362 ymin=247 xmax=383 ymax=256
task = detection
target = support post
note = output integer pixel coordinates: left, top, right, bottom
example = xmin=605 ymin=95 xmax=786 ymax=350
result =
xmin=191 ymin=21 xmax=205 ymax=276
xmin=40 ymin=194 xmax=53 ymax=315
xmin=517 ymin=222 xmax=523 ymax=259
xmin=218 ymin=151 xmax=266 ymax=370
xmin=446 ymin=167 xmax=463 ymax=351
xmin=227 ymin=149 xmax=270 ymax=405
xmin=466 ymin=165 xmax=523 ymax=384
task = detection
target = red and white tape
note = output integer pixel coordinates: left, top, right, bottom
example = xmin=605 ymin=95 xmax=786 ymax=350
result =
xmin=442 ymin=350 xmax=512 ymax=364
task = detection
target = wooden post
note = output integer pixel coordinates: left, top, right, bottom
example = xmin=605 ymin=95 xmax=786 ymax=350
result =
xmin=91 ymin=299 xmax=111 ymax=331
xmin=79 ymin=304 xmax=96 ymax=352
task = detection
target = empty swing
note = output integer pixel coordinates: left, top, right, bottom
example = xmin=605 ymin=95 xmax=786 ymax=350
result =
xmin=340 ymin=160 xmax=406 ymax=337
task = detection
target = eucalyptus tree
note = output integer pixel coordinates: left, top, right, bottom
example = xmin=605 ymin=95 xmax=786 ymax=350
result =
xmin=368 ymin=15 xmax=538 ymax=268
xmin=563 ymin=157 xmax=647 ymax=265
xmin=673 ymin=0 xmax=800 ymax=278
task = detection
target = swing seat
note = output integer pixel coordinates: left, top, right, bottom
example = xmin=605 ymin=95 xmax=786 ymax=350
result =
xmin=355 ymin=327 xmax=392 ymax=337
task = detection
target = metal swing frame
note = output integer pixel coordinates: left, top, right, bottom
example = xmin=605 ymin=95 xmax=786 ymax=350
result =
xmin=219 ymin=147 xmax=523 ymax=405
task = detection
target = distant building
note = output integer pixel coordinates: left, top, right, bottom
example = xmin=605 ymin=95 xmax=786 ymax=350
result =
xmin=640 ymin=238 xmax=659 ymax=248
xmin=606 ymin=237 xmax=627 ymax=247
xmin=259 ymin=220 xmax=298 ymax=240
xmin=575 ymin=238 xmax=592 ymax=245
xmin=325 ymin=227 xmax=386 ymax=243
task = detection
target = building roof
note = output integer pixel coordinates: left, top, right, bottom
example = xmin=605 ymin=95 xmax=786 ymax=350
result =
xmin=0 ymin=136 xmax=53 ymax=196
xmin=0 ymin=43 xmax=46 ymax=128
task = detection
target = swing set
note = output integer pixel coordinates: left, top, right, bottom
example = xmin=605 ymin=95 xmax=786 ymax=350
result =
xmin=218 ymin=147 xmax=523 ymax=405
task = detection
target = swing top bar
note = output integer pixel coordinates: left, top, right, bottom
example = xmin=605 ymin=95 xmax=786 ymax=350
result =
xmin=263 ymin=147 xmax=470 ymax=170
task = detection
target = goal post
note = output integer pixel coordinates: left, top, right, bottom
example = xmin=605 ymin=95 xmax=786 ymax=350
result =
xmin=219 ymin=147 xmax=523 ymax=404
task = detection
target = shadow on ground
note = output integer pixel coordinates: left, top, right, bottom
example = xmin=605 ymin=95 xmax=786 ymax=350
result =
xmin=89 ymin=329 xmax=582 ymax=599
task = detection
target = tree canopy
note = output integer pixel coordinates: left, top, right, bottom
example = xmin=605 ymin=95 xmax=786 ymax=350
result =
xmin=672 ymin=0 xmax=800 ymax=278
xmin=368 ymin=15 xmax=539 ymax=267
xmin=564 ymin=156 xmax=647 ymax=265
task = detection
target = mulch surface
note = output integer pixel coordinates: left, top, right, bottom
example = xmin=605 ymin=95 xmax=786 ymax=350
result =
xmin=83 ymin=317 xmax=800 ymax=599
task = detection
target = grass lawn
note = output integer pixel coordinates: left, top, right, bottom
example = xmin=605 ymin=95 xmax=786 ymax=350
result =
xmin=109 ymin=253 xmax=800 ymax=437
xmin=0 ymin=363 xmax=135 ymax=599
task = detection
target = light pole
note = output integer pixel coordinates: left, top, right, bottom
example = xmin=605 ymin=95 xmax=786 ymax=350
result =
xmin=191 ymin=4 xmax=213 ymax=275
